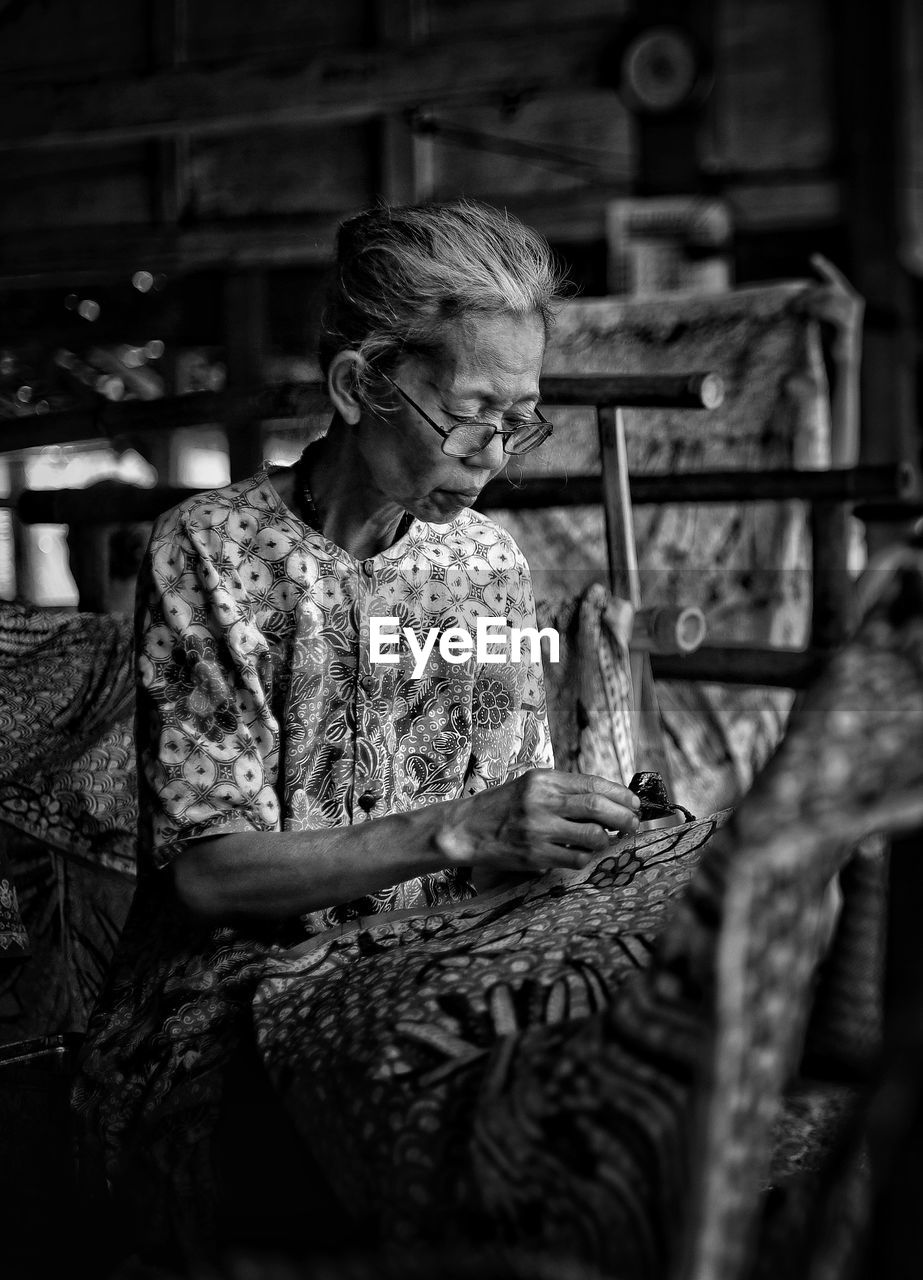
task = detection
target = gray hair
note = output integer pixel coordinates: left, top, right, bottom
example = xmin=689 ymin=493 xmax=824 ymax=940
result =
xmin=319 ymin=200 xmax=569 ymax=403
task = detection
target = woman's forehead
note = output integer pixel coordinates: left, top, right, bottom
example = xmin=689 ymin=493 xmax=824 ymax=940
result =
xmin=425 ymin=312 xmax=545 ymax=397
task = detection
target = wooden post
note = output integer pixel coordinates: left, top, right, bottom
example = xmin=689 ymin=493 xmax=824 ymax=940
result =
xmin=376 ymin=0 xmax=432 ymax=203
xmin=810 ymin=500 xmax=856 ymax=649
xmin=597 ymin=405 xmax=673 ymax=785
xmin=597 ymin=407 xmax=640 ymax=609
xmin=148 ymin=0 xmax=190 ymax=227
xmin=68 ymin=527 xmax=112 ymax=614
xmin=863 ymin=827 xmax=923 ymax=1277
xmin=633 ymin=0 xmax=716 ymax=198
xmin=830 ymin=0 xmax=918 ymax=556
xmin=224 ymin=269 xmax=268 ymax=481
xmin=8 ymin=459 xmax=28 ymax=602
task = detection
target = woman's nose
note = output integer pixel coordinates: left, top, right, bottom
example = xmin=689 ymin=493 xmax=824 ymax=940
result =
xmin=466 ymin=431 xmax=507 ymax=471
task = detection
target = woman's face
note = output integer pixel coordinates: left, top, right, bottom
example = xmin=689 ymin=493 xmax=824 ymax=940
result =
xmin=355 ymin=310 xmax=546 ymax=523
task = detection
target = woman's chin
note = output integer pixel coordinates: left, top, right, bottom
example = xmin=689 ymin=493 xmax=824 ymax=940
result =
xmin=418 ymin=490 xmax=479 ymax=522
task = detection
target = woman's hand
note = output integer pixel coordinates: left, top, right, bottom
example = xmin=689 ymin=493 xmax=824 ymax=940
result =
xmin=176 ymin=771 xmax=640 ymax=923
xmin=434 ymin=768 xmax=641 ymax=876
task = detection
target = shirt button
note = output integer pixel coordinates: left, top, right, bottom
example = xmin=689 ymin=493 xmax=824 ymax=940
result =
xmin=361 ymin=560 xmax=375 ymax=577
xmin=357 ymin=779 xmax=385 ymax=813
xmin=359 ymin=674 xmax=376 ymax=694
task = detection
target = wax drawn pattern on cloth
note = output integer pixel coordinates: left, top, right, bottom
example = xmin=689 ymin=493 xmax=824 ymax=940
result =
xmin=537 ymin=589 xmax=635 ymax=785
xmin=521 ymin=284 xmax=831 ymax=639
xmin=254 ymin=813 xmax=729 ymax=1254
xmin=500 ymin=285 xmax=836 ymax=813
xmin=253 ymin=547 xmax=923 ymax=1278
xmin=577 ymin=586 xmax=635 ymax=784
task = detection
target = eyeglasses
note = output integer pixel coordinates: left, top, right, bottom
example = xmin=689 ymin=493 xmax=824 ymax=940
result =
xmin=379 ymin=372 xmax=553 ymax=458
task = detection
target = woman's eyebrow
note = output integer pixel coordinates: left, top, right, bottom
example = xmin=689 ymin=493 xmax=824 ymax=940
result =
xmin=440 ymin=384 xmax=542 ymax=406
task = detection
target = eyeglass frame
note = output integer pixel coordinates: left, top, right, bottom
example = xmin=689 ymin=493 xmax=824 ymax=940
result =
xmin=377 ymin=371 xmax=553 ymax=457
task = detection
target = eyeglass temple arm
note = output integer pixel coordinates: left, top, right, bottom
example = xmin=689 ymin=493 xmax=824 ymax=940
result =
xmin=378 ymin=370 xmax=452 ymax=441
xmin=380 ymin=368 xmax=549 ymax=437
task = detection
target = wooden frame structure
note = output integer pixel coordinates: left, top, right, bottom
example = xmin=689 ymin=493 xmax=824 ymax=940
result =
xmin=5 ymin=372 xmax=916 ymax=690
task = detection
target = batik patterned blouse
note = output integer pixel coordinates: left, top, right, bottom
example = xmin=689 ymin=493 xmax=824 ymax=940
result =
xmin=75 ymin=465 xmax=553 ymax=1238
xmin=140 ymin=464 xmax=552 ymax=922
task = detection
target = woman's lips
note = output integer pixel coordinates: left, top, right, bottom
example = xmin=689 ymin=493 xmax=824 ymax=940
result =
xmin=440 ymin=488 xmax=481 ymax=502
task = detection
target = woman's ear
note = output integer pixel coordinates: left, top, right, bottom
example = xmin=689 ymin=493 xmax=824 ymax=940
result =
xmin=327 ymin=350 xmax=364 ymax=425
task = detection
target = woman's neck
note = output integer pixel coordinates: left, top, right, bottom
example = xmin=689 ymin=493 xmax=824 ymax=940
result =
xmin=298 ymin=420 xmax=409 ymax=560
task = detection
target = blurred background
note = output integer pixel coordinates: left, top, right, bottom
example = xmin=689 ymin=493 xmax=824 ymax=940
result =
xmin=0 ymin=0 xmax=920 ymax=608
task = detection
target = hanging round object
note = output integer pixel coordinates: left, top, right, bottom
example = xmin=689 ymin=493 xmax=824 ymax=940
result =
xmin=618 ymin=24 xmax=710 ymax=116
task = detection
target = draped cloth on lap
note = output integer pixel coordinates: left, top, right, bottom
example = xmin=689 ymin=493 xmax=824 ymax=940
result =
xmin=255 ymin=814 xmax=728 ymax=1271
xmin=254 ymin=542 xmax=923 ymax=1280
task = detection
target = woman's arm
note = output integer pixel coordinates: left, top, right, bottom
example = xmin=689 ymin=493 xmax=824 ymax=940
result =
xmin=174 ymin=769 xmax=641 ymax=922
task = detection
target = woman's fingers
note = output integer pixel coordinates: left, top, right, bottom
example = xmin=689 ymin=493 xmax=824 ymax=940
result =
xmin=528 ymin=815 xmax=614 ymax=853
xmin=555 ymin=791 xmax=639 ymax=833
xmin=506 ymin=834 xmax=609 ymax=874
xmin=451 ymin=769 xmax=642 ymax=875
xmin=527 ymin=769 xmax=640 ymax=832
xmin=526 ymin=768 xmax=640 ymax=810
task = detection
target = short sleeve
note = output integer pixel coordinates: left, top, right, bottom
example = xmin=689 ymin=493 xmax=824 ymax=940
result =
xmin=464 ymin=537 xmax=555 ymax=796
xmin=136 ymin=507 xmax=282 ymax=869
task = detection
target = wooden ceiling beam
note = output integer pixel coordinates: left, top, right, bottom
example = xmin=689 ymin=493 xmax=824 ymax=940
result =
xmin=0 ymin=183 xmax=630 ymax=285
xmin=0 ymin=215 xmax=345 ymax=287
xmin=0 ymin=172 xmax=841 ymax=287
xmin=0 ymin=23 xmax=616 ymax=153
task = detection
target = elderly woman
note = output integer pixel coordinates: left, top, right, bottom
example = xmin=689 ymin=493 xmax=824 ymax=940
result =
xmin=74 ymin=201 xmax=641 ymax=1258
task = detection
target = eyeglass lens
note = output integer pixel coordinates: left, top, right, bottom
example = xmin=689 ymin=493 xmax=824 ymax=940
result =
xmin=504 ymin=421 xmax=552 ymax=454
xmin=443 ymin=420 xmax=551 ymax=458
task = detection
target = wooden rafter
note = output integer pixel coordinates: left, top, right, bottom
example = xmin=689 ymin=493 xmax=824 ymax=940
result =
xmin=0 ymin=215 xmax=345 ymax=287
xmin=0 ymin=184 xmax=633 ymax=285
xmin=0 ymin=23 xmax=616 ymax=153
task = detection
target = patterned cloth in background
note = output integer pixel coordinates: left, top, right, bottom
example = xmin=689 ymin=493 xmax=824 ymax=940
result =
xmin=0 ymin=826 xmax=136 ymax=1042
xmin=0 ymin=841 xmax=27 ymax=958
xmin=539 ymin=585 xmax=636 ymax=784
xmin=74 ymin=463 xmax=554 ymax=1249
xmin=0 ymin=602 xmax=137 ymax=1042
xmin=0 ymin=601 xmax=136 ymax=871
xmin=499 ymin=284 xmax=850 ymax=814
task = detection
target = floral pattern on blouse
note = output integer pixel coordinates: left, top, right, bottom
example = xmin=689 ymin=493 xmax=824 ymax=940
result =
xmin=139 ymin=464 xmax=553 ymax=926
